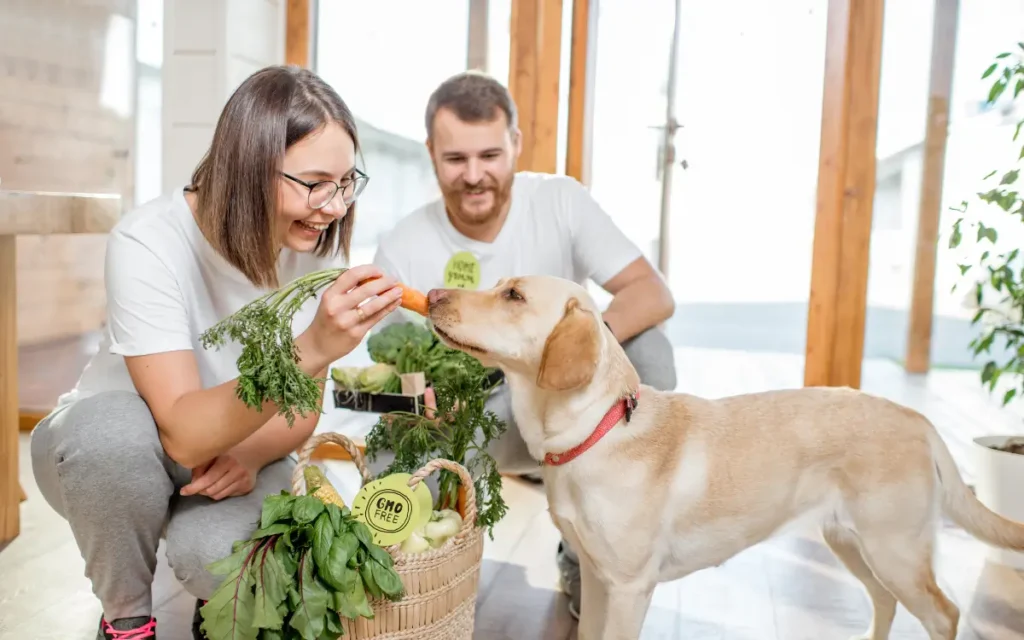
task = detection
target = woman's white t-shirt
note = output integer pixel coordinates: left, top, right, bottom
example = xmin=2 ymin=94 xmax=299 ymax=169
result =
xmin=54 ymin=187 xmax=343 ymax=411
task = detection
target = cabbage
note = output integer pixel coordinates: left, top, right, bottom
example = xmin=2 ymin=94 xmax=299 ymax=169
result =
xmin=356 ymin=363 xmax=399 ymax=393
xmin=330 ymin=366 xmax=361 ymax=390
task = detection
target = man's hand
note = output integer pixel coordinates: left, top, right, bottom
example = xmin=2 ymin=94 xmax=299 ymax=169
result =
xmin=180 ymin=451 xmax=259 ymax=501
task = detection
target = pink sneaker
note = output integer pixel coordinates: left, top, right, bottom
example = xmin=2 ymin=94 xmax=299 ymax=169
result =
xmin=98 ymin=616 xmax=157 ymax=639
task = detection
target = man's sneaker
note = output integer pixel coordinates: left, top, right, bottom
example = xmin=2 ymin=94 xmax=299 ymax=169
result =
xmin=192 ymin=600 xmax=208 ymax=639
xmin=97 ymin=616 xmax=157 ymax=639
xmin=556 ymin=542 xmax=581 ymax=620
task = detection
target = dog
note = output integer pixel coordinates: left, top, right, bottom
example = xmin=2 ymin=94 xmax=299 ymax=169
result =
xmin=425 ymin=274 xmax=1024 ymax=640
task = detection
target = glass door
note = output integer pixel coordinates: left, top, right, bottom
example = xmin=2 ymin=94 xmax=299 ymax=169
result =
xmin=588 ymin=1 xmax=829 ymax=353
xmin=587 ymin=0 xmax=679 ymax=307
xmin=314 ymin=0 xmax=473 ymax=266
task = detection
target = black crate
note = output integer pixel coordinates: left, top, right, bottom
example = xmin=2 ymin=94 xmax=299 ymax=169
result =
xmin=332 ymin=387 xmax=428 ymax=415
xmin=331 ymin=369 xmax=505 ymax=415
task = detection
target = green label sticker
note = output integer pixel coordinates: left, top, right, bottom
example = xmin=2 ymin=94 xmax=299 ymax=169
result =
xmin=349 ymin=473 xmax=433 ymax=547
xmin=444 ymin=251 xmax=481 ymax=290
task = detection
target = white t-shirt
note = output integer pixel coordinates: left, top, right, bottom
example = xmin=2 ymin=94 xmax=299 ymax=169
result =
xmin=54 ymin=187 xmax=342 ymax=411
xmin=372 ymin=171 xmax=642 ymax=325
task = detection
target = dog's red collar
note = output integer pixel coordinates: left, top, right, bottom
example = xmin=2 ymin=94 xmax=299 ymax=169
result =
xmin=543 ymin=389 xmax=640 ymax=466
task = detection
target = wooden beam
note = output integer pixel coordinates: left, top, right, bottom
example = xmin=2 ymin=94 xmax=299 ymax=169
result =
xmin=508 ymin=0 xmax=564 ymax=174
xmin=285 ymin=0 xmax=312 ymax=68
xmin=1 ymin=234 xmax=20 ymax=543
xmin=310 ymin=441 xmax=365 ymax=462
xmin=19 ymin=410 xmax=46 ymax=432
xmin=565 ymin=0 xmax=590 ymax=182
xmin=905 ymin=0 xmax=960 ymax=374
xmin=804 ymin=0 xmax=886 ymax=389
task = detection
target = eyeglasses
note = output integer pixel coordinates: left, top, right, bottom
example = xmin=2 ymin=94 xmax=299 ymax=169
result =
xmin=281 ymin=169 xmax=369 ymax=210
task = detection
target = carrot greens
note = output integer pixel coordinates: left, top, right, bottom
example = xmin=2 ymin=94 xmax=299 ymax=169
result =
xmin=200 ymin=268 xmax=345 ymax=427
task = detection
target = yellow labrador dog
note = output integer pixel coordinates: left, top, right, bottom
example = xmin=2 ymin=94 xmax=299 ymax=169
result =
xmin=425 ymin=274 xmax=1024 ymax=640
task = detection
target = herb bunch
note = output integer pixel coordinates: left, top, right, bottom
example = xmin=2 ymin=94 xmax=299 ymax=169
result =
xmin=363 ymin=326 xmax=509 ymax=538
xmin=200 ymin=268 xmax=346 ymax=427
xmin=200 ymin=489 xmax=404 ymax=640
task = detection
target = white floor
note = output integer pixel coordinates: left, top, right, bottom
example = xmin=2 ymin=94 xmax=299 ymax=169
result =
xmin=4 ymin=347 xmax=1024 ymax=639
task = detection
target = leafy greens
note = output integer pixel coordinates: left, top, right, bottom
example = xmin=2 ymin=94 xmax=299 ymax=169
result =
xmin=199 ymin=490 xmax=404 ymax=640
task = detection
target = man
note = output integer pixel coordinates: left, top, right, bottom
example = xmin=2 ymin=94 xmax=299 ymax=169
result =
xmin=371 ymin=70 xmax=677 ymax=619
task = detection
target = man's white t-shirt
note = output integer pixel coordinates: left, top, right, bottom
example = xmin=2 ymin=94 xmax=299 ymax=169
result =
xmin=372 ymin=171 xmax=642 ymax=324
xmin=54 ymin=187 xmax=341 ymax=412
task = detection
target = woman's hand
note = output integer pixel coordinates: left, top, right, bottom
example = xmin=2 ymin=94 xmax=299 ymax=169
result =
xmin=298 ymin=264 xmax=404 ymax=370
xmin=180 ymin=452 xmax=259 ymax=501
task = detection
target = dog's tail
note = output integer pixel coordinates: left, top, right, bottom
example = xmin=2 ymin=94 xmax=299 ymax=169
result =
xmin=929 ymin=428 xmax=1024 ymax=550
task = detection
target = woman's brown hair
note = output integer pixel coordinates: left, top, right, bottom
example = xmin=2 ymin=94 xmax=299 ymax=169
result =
xmin=189 ymin=65 xmax=359 ymax=289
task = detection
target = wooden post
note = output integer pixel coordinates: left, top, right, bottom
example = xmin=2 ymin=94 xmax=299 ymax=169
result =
xmin=1 ymin=234 xmax=18 ymax=543
xmin=508 ymin=0 xmax=564 ymax=174
xmin=285 ymin=0 xmax=312 ymax=68
xmin=905 ymin=0 xmax=960 ymax=374
xmin=0 ymin=190 xmax=121 ymax=544
xmin=565 ymin=0 xmax=591 ymax=183
xmin=804 ymin=0 xmax=886 ymax=389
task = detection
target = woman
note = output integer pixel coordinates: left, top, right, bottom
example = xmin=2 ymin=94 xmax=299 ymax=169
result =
xmin=29 ymin=65 xmax=402 ymax=640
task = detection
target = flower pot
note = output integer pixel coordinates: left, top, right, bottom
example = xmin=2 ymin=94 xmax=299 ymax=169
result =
xmin=971 ymin=435 xmax=1024 ymax=569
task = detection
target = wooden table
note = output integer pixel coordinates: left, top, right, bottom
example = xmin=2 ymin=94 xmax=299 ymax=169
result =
xmin=1 ymin=188 xmax=121 ymax=544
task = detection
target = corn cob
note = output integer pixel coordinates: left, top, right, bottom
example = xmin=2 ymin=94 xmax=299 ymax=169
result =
xmin=303 ymin=466 xmax=346 ymax=508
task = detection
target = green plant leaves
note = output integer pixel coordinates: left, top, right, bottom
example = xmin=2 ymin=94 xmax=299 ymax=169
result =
xmin=292 ymin=495 xmax=326 ymax=525
xmin=949 ymin=48 xmax=1024 ymax=412
xmin=311 ymin=514 xmax=334 ymax=574
xmin=261 ymin=493 xmax=297 ymax=529
xmin=200 ymin=487 xmax=407 ymax=640
xmin=289 ymin=551 xmax=332 ymax=640
xmin=201 ymin=542 xmax=261 ymax=640
xmin=976 ymin=222 xmax=998 ymax=244
xmin=333 ymin=568 xmax=373 ymax=620
xmin=370 ymin=560 xmax=405 ymax=599
xmin=253 ymin=543 xmax=291 ymax=630
xmin=335 ymin=531 xmax=360 ymax=566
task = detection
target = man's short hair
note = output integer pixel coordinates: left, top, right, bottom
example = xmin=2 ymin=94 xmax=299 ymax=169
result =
xmin=424 ymin=70 xmax=518 ymax=137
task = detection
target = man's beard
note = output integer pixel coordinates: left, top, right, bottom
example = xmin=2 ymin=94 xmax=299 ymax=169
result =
xmin=441 ymin=174 xmax=514 ymax=227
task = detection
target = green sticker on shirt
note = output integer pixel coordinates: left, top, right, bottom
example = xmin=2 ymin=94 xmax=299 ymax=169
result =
xmin=444 ymin=251 xmax=481 ymax=289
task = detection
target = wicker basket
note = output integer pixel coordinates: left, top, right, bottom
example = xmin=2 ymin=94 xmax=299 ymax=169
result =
xmin=291 ymin=432 xmax=485 ymax=639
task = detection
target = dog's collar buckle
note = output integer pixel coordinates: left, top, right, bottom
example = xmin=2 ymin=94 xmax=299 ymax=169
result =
xmin=624 ymin=392 xmax=639 ymax=423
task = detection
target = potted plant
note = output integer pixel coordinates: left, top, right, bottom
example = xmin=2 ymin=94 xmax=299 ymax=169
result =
xmin=948 ymin=42 xmax=1024 ymax=569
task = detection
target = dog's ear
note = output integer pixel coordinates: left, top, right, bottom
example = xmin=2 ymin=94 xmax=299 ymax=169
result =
xmin=536 ymin=298 xmax=600 ymax=391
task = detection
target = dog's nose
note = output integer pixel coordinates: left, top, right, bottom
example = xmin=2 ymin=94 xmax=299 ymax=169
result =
xmin=427 ymin=288 xmax=448 ymax=306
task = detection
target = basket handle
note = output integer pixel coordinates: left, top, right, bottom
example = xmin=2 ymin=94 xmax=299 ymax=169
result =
xmin=291 ymin=432 xmax=374 ymax=495
xmin=406 ymin=458 xmax=478 ymax=542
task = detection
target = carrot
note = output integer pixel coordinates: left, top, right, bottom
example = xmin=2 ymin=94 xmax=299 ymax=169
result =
xmin=399 ymin=287 xmax=429 ymax=316
xmin=357 ymin=276 xmax=429 ymax=317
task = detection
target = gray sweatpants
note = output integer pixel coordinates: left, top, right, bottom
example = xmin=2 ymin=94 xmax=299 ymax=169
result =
xmin=29 ymin=390 xmax=294 ymax=621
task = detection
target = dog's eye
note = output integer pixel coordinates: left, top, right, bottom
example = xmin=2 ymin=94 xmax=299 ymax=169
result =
xmin=505 ymin=287 xmax=524 ymax=301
